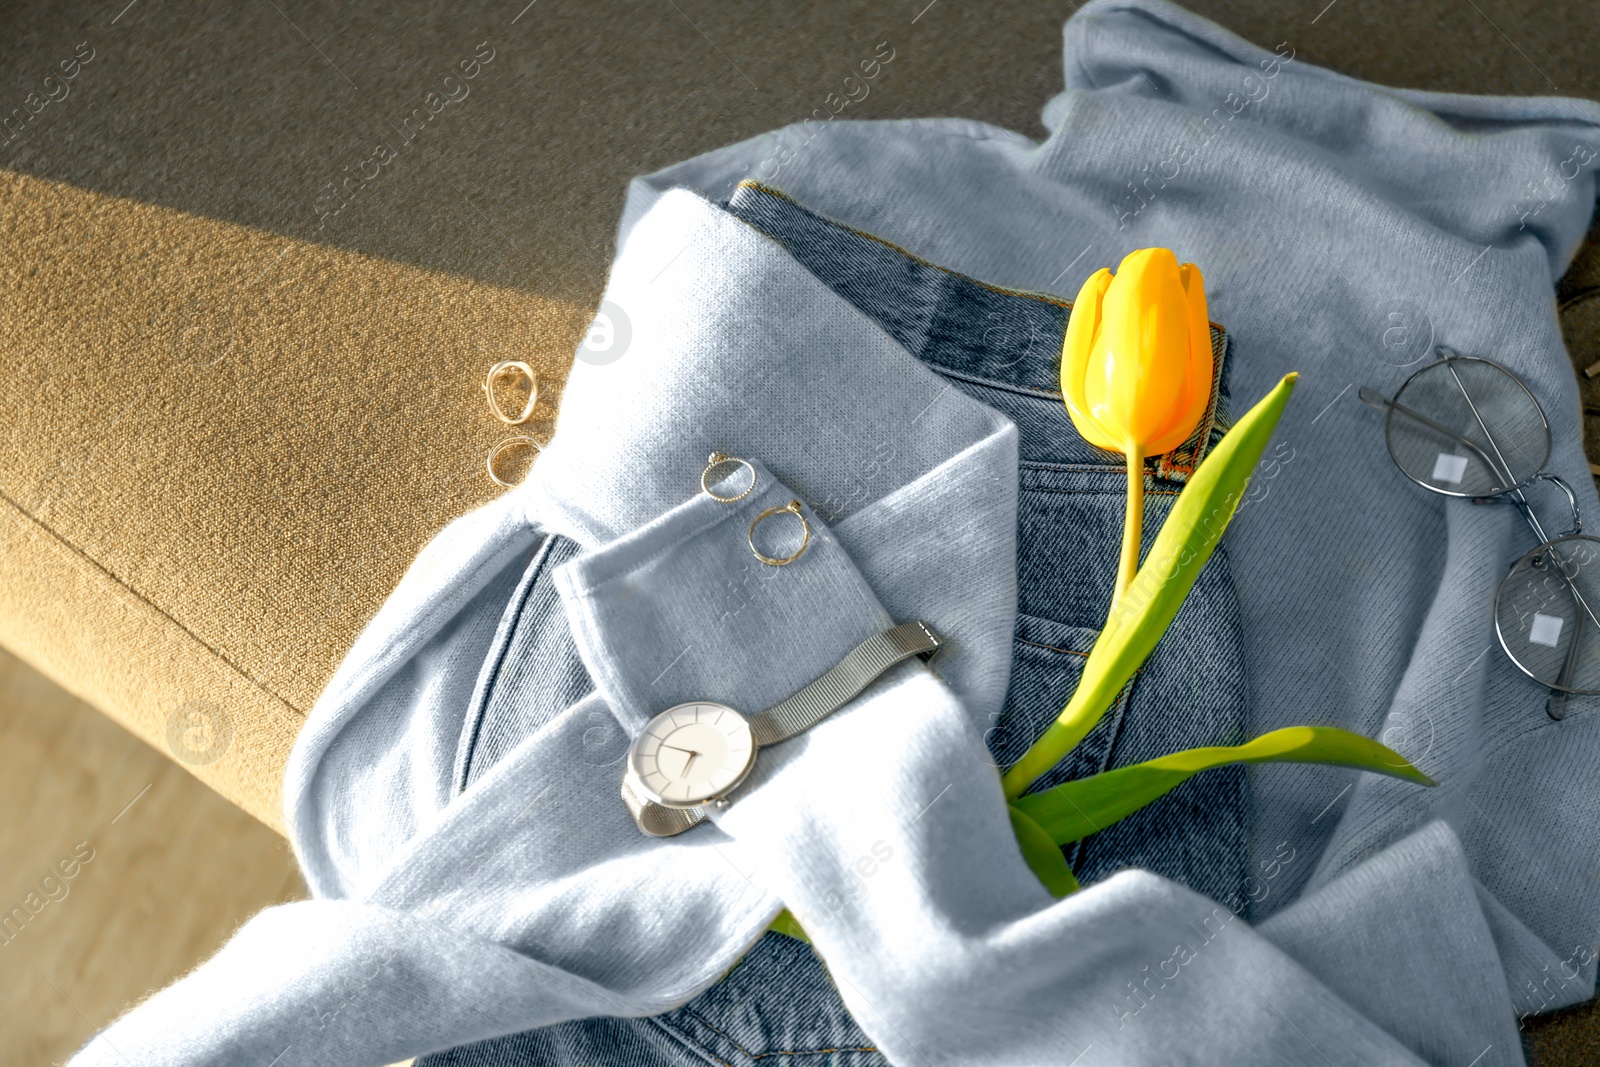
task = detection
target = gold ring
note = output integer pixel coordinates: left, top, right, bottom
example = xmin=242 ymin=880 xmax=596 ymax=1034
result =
xmin=748 ymin=500 xmax=810 ymax=566
xmin=486 ymin=434 xmax=544 ymax=487
xmin=702 ymin=452 xmax=756 ymax=503
xmin=484 ymin=360 xmax=539 ymax=425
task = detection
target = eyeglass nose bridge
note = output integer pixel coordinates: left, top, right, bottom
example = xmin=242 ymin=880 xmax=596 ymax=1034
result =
xmin=1521 ymin=471 xmax=1583 ymax=539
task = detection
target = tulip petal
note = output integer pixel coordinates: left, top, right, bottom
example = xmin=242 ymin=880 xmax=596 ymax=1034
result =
xmin=1179 ymin=260 xmax=1211 ymax=339
xmin=1061 ymin=267 xmax=1119 ymax=451
xmin=1082 ymin=255 xmax=1142 ymax=448
xmin=1166 ymin=331 xmax=1215 ymax=453
xmin=1177 ymin=261 xmax=1215 ymax=433
xmin=1133 ymin=249 xmax=1191 ymax=444
xmin=1087 ymin=249 xmax=1188 ymax=452
xmin=1060 ymin=250 xmax=1217 ymax=458
xmin=1144 ymin=260 xmax=1215 ymax=455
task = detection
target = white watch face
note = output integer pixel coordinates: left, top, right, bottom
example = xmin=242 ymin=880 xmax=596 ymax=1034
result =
xmin=629 ymin=702 xmax=755 ymax=808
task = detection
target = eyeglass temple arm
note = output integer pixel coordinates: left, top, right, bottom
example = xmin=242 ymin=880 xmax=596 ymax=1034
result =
xmin=1359 ymin=387 xmax=1506 ymax=490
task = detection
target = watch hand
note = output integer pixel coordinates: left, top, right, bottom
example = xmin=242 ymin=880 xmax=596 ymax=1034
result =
xmin=659 ymin=744 xmax=701 ymax=776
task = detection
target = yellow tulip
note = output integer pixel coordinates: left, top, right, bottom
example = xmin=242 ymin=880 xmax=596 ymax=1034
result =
xmin=1061 ymin=248 xmax=1213 ymax=603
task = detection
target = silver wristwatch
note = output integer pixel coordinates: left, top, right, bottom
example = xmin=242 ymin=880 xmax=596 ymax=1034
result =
xmin=620 ymin=620 xmax=942 ymax=836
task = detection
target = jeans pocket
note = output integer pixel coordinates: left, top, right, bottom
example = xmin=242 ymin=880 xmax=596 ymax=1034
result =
xmin=454 ymin=533 xmax=595 ymax=792
xmin=652 ymin=933 xmax=890 ymax=1067
xmin=989 ymin=612 xmax=1132 ymax=790
xmin=998 ymin=588 xmax=1251 ymax=908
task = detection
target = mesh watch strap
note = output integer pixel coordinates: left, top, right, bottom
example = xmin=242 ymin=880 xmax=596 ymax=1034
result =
xmin=621 ymin=773 xmax=708 ymax=837
xmin=748 ymin=620 xmax=942 ymax=745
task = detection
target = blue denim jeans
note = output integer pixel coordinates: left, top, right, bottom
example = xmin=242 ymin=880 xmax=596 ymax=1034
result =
xmin=419 ymin=184 xmax=1250 ymax=1066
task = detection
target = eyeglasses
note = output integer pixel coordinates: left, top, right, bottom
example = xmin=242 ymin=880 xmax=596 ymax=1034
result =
xmin=1363 ymin=349 xmax=1597 ymax=719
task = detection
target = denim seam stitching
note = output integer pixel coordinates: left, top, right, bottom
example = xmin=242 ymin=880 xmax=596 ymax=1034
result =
xmin=1067 ymin=677 xmax=1141 ymax=869
xmin=737 ymin=180 xmax=1077 ymax=311
xmin=455 ymin=536 xmax=557 ymax=793
xmin=1020 ymin=459 xmax=1123 ymax=473
xmin=739 ymin=179 xmax=1226 ymax=335
xmin=930 ymin=362 xmax=1068 ymax=403
xmin=644 ymin=1014 xmax=735 ymax=1067
xmin=733 ymin=181 xmax=1232 ymax=479
xmin=1023 ymin=485 xmax=1182 ymax=498
xmin=1015 ymin=638 xmax=1091 ymax=658
xmin=660 ymin=1005 xmax=881 ymax=1063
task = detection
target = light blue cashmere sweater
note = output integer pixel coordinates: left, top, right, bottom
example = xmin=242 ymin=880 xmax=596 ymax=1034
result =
xmin=74 ymin=2 xmax=1600 ymax=1065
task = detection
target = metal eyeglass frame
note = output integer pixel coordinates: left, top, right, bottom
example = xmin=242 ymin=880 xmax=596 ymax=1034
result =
xmin=1362 ymin=349 xmax=1595 ymax=719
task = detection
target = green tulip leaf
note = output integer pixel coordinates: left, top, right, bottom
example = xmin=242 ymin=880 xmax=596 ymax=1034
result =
xmin=1013 ymin=725 xmax=1435 ymax=846
xmin=769 ymin=908 xmax=810 ymax=943
xmin=1009 ymin=804 xmax=1080 ymax=898
xmin=1002 ymin=373 xmax=1299 ymax=799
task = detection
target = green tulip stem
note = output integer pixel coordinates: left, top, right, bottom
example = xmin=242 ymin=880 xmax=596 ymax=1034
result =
xmin=1002 ymin=374 xmax=1300 ymax=801
xmin=1114 ymin=444 xmax=1145 ymax=611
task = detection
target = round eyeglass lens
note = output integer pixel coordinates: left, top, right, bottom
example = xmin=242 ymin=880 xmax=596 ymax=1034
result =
xmin=1495 ymin=534 xmax=1600 ymax=694
xmin=1385 ymin=356 xmax=1549 ymax=497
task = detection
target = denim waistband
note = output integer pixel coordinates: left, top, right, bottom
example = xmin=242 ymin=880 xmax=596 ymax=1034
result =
xmin=724 ymin=181 xmax=1234 ymax=483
